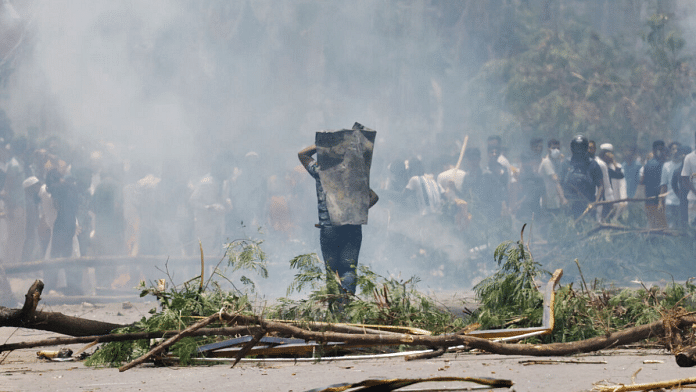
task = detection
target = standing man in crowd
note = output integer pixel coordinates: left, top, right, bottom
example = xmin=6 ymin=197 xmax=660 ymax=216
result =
xmin=672 ymin=145 xmax=691 ymax=229
xmin=404 ymin=157 xmax=444 ymax=216
xmin=681 ymin=132 xmax=696 ymax=227
xmin=588 ymin=140 xmax=614 ymax=220
xmin=299 ymin=123 xmax=378 ymax=301
xmin=539 ymin=139 xmax=567 ymax=216
xmin=661 ymin=142 xmax=682 ymax=228
xmin=622 ymin=145 xmax=642 ymax=199
xmin=599 ymin=143 xmax=627 ymax=219
xmin=641 ymin=140 xmax=667 ymax=229
xmin=560 ymin=135 xmax=603 ymax=218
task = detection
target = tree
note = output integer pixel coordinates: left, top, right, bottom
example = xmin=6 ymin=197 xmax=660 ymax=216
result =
xmin=464 ymin=0 xmax=695 ymax=148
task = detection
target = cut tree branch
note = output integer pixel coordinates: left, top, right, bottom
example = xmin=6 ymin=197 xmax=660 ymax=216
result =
xmin=215 ymin=312 xmax=696 ymax=359
xmin=0 ymin=326 xmax=263 ymax=352
xmin=0 ymin=280 xmax=125 ymax=336
xmin=119 ymin=312 xmax=222 ymax=372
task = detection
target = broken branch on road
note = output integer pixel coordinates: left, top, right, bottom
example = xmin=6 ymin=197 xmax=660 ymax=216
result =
xmin=4 ymin=276 xmax=696 ymax=371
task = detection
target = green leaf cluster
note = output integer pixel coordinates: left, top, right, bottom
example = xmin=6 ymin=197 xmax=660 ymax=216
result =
xmin=549 ymin=280 xmax=696 ymax=343
xmin=473 ymin=239 xmax=549 ymax=330
xmin=272 ymin=254 xmax=466 ymax=334
xmin=86 ymin=237 xmax=266 ymax=367
xmin=86 ymin=227 xmax=696 ymax=368
xmin=469 ymin=227 xmax=696 ymax=344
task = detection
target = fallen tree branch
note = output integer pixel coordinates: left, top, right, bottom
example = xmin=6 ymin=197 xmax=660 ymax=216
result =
xmin=0 ymin=326 xmax=263 ymax=352
xmin=404 ymin=346 xmax=446 ymax=361
xmin=311 ymin=376 xmax=513 ymax=392
xmin=576 ymin=194 xmax=666 ymax=223
xmin=8 ymin=282 xmax=696 ymax=369
xmin=593 ymin=376 xmax=696 ymax=391
xmin=119 ymin=312 xmax=222 ymax=372
xmin=231 ymin=325 xmax=266 ymax=368
xmin=675 ymin=346 xmax=696 ymax=367
xmin=0 ymin=280 xmax=125 ymax=336
xmin=12 ymin=309 xmax=696 ymax=367
xmin=218 ymin=312 xmax=696 ymax=358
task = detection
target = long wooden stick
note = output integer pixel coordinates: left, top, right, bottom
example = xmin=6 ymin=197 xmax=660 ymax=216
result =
xmin=454 ymin=135 xmax=469 ymax=171
xmin=218 ymin=312 xmax=696 ymax=357
xmin=231 ymin=327 xmax=265 ymax=368
xmin=0 ymin=326 xmax=263 ymax=352
xmin=577 ymin=194 xmax=668 ymax=222
xmin=199 ymin=240 xmax=205 ymax=292
xmin=593 ymin=376 xmax=696 ymax=392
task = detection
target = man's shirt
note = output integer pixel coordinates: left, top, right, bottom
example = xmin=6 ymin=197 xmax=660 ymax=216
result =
xmin=307 ymin=161 xmax=332 ymax=227
xmin=642 ymin=158 xmax=664 ymax=205
xmin=681 ymin=151 xmax=696 ymax=201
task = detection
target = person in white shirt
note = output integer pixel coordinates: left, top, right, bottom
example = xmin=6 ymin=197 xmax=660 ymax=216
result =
xmin=404 ymin=158 xmax=444 ymax=216
xmin=599 ymin=143 xmax=627 ymax=219
xmin=538 ymin=139 xmax=567 ymax=213
xmin=681 ymin=132 xmax=696 ymax=227
xmin=589 ymin=140 xmax=614 ymax=220
xmin=487 ymin=135 xmax=517 ymax=183
xmin=660 ymin=142 xmax=681 ymax=227
xmin=436 ymin=165 xmax=465 ymax=196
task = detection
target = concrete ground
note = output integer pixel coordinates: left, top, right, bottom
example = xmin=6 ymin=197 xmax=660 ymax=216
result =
xmin=1 ymin=301 xmax=694 ymax=392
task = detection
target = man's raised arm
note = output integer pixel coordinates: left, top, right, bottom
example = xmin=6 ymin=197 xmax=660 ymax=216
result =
xmin=298 ymin=144 xmax=317 ymax=171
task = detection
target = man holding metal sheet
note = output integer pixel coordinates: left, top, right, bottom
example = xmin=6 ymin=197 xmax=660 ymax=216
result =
xmin=298 ymin=123 xmax=379 ymax=299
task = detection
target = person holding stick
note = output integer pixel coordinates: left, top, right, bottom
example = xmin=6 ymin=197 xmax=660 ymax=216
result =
xmin=437 ymin=135 xmax=468 ymax=198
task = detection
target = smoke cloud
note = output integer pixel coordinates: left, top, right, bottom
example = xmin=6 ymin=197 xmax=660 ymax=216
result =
xmin=2 ymin=1 xmax=693 ymax=299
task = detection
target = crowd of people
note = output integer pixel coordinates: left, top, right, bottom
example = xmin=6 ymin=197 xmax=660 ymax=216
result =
xmin=0 ymin=128 xmax=694 ymax=298
xmin=375 ymin=132 xmax=696 ymax=241
xmin=0 ymin=134 xmax=276 ymax=296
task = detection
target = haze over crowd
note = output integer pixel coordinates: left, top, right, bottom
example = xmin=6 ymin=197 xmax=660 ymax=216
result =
xmin=1 ymin=1 xmax=695 ymax=299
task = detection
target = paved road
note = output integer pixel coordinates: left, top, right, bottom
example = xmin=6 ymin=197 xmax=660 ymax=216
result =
xmin=0 ymin=347 xmax=690 ymax=392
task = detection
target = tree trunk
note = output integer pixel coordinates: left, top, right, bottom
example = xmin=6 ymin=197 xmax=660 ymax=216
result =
xmin=0 ymin=280 xmax=126 ymax=336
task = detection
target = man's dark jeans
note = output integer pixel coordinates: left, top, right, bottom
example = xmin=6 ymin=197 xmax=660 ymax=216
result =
xmin=320 ymin=225 xmax=362 ymax=295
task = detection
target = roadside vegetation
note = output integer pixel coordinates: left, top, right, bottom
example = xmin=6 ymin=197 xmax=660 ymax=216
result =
xmin=86 ymin=220 xmax=696 ymax=367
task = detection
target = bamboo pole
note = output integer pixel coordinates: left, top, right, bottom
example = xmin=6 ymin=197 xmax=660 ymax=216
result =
xmin=454 ymin=135 xmax=469 ymax=171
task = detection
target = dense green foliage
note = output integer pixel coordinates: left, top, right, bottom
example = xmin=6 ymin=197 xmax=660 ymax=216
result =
xmin=85 ymin=280 xmax=252 ymax=367
xmin=462 ymin=1 xmax=695 ymax=149
xmin=86 ymin=240 xmax=466 ymax=367
xmin=271 ymin=253 xmax=466 ymax=334
xmin=471 ymin=228 xmax=696 ymax=344
xmin=85 ymin=227 xmax=696 ymax=368
xmin=473 ymin=238 xmax=549 ymax=330
xmin=550 ymin=280 xmax=696 ymax=343
xmin=86 ymin=237 xmax=266 ymax=367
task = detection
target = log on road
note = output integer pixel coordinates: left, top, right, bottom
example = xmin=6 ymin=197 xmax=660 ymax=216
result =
xmin=0 ymin=280 xmax=126 ymax=337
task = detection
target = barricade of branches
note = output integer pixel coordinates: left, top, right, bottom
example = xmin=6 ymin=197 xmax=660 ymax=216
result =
xmin=7 ymin=275 xmax=696 ymax=371
xmin=6 ymin=231 xmax=696 ymax=370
